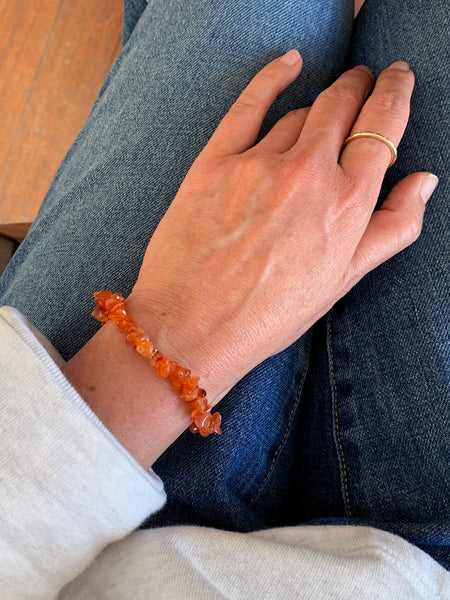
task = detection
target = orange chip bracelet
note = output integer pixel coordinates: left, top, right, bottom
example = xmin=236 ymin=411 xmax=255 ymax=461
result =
xmin=92 ymin=291 xmax=222 ymax=437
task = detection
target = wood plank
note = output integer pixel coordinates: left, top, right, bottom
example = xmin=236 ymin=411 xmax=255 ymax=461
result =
xmin=0 ymin=0 xmax=123 ymax=225
xmin=0 ymin=235 xmax=19 ymax=276
xmin=0 ymin=1 xmax=60 ymax=173
xmin=0 ymin=223 xmax=31 ymax=243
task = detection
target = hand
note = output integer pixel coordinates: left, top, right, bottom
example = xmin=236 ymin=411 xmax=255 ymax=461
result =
xmin=130 ymin=50 xmax=433 ymax=406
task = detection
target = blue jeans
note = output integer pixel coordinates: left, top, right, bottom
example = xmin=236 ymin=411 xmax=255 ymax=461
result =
xmin=1 ymin=0 xmax=449 ymax=570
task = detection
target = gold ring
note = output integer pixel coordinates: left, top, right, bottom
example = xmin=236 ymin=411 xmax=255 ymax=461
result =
xmin=343 ymin=132 xmax=397 ymax=167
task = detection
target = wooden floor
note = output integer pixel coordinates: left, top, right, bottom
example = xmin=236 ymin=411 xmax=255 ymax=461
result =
xmin=0 ymin=0 xmax=123 ymax=238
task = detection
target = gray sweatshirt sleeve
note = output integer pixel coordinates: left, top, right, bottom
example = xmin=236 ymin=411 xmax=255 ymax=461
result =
xmin=0 ymin=307 xmax=166 ymax=599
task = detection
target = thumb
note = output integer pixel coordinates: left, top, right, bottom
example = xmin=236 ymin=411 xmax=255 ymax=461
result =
xmin=344 ymin=172 xmax=438 ymax=288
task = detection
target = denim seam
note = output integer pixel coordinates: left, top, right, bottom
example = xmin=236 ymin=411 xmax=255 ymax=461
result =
xmin=248 ymin=331 xmax=313 ymax=507
xmin=328 ymin=308 xmax=352 ymax=517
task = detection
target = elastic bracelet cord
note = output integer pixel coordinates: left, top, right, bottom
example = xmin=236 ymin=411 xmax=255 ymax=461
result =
xmin=92 ymin=291 xmax=222 ymax=437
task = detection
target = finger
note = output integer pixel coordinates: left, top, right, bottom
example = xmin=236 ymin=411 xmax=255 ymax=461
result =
xmin=206 ymin=50 xmax=303 ymax=156
xmin=340 ymin=62 xmax=415 ymax=177
xmin=343 ymin=172 xmax=438 ymax=290
xmin=291 ymin=65 xmax=374 ymax=161
xmin=256 ymin=107 xmax=310 ymax=153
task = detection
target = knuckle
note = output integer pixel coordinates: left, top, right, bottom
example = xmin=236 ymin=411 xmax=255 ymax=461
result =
xmin=286 ymin=148 xmax=321 ymax=180
xmin=253 ymin=66 xmax=285 ymax=94
xmin=370 ymin=88 xmax=409 ymax=115
xmin=278 ymin=159 xmax=303 ymax=186
xmin=235 ymin=154 xmax=268 ymax=180
xmin=233 ymin=94 xmax=262 ymax=117
xmin=402 ymin=211 xmax=423 ymax=243
xmin=390 ymin=208 xmax=423 ymax=248
xmin=323 ymin=79 xmax=362 ymax=103
xmin=259 ymin=67 xmax=279 ymax=85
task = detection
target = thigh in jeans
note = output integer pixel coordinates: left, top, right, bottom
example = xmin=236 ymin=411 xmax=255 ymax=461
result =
xmin=291 ymin=0 xmax=450 ymax=570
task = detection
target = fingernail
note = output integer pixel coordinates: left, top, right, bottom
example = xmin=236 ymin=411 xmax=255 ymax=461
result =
xmin=280 ymin=49 xmax=301 ymax=66
xmin=354 ymin=64 xmax=373 ymax=76
xmin=420 ymin=174 xmax=439 ymax=204
xmin=388 ymin=61 xmax=410 ymax=72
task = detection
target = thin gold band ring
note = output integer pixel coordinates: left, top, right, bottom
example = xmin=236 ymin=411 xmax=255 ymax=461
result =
xmin=343 ymin=132 xmax=398 ymax=167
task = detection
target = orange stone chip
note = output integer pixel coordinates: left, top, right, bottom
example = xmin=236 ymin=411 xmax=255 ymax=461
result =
xmin=92 ymin=291 xmax=222 ymax=436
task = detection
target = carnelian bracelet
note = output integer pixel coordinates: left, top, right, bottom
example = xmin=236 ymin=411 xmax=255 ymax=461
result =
xmin=92 ymin=291 xmax=222 ymax=437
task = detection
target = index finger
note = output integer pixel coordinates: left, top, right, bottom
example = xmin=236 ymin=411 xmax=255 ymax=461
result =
xmin=205 ymin=50 xmax=303 ymax=156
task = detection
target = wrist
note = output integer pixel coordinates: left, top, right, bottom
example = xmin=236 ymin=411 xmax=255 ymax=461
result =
xmin=62 ymin=319 xmax=192 ymax=470
xmin=125 ymin=291 xmax=236 ymax=404
xmin=63 ymin=291 xmax=229 ymax=470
